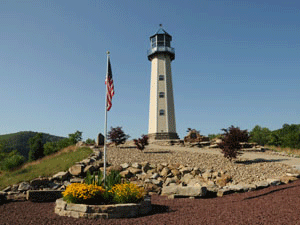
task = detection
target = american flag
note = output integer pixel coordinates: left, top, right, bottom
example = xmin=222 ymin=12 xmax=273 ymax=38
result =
xmin=105 ymin=57 xmax=114 ymax=111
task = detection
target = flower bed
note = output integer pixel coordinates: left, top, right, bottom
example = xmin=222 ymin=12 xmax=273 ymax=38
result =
xmin=54 ymin=197 xmax=152 ymax=219
xmin=55 ymin=173 xmax=152 ymax=219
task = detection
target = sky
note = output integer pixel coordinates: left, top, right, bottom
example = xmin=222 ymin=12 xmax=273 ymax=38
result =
xmin=1 ymin=0 xmax=299 ymax=140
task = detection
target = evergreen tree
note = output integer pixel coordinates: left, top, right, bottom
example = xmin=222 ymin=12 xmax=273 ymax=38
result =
xmin=28 ymin=133 xmax=44 ymax=161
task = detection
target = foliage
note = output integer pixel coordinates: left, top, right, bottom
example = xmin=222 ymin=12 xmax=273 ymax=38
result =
xmin=109 ymin=183 xmax=145 ymax=204
xmin=249 ymin=124 xmax=300 ymax=149
xmin=218 ymin=126 xmax=249 ymax=161
xmin=249 ymin=125 xmax=272 ymax=146
xmin=133 ymin=135 xmax=149 ymax=151
xmin=0 ymin=131 xmax=65 ymax=160
xmin=107 ymin=127 xmax=130 ymax=146
xmin=85 ymin=138 xmax=95 ymax=145
xmin=208 ymin=133 xmax=222 ymax=140
xmin=43 ymin=131 xmax=83 ymax=156
xmin=0 ymin=147 xmax=93 ymax=190
xmin=28 ymin=133 xmax=44 ymax=161
xmin=0 ymin=150 xmax=25 ymax=171
xmin=85 ymin=170 xmax=103 ymax=186
xmin=68 ymin=131 xmax=83 ymax=145
xmin=62 ymin=183 xmax=105 ymax=204
xmin=105 ymin=170 xmax=122 ymax=190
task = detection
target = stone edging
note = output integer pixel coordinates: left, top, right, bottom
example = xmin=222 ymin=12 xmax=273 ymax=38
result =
xmin=54 ymin=197 xmax=152 ymax=219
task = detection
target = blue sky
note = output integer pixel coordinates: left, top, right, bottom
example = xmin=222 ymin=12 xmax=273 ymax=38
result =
xmin=1 ymin=0 xmax=299 ymax=140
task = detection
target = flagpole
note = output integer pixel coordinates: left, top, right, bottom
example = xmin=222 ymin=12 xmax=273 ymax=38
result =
xmin=103 ymin=51 xmax=110 ymax=187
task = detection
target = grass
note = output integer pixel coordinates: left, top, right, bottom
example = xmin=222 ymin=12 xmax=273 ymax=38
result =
xmin=266 ymin=145 xmax=300 ymax=157
xmin=0 ymin=146 xmax=93 ymax=190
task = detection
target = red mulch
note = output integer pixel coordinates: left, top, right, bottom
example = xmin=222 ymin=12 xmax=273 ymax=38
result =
xmin=1 ymin=180 xmax=300 ymax=225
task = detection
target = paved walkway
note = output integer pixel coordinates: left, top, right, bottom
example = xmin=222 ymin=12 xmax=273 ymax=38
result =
xmin=148 ymin=143 xmax=300 ymax=169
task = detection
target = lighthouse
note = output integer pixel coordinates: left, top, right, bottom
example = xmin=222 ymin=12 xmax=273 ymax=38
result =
xmin=147 ymin=25 xmax=179 ymax=140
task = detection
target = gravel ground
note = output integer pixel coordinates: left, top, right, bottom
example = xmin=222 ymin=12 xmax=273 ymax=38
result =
xmin=105 ymin=144 xmax=292 ymax=184
xmin=2 ymin=180 xmax=300 ymax=224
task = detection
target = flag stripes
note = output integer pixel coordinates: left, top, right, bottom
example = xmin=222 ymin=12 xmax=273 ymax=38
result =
xmin=105 ymin=57 xmax=114 ymax=111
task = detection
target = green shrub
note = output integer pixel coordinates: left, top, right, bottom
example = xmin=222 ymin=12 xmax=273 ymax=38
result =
xmin=85 ymin=138 xmax=95 ymax=145
xmin=0 ymin=150 xmax=25 ymax=171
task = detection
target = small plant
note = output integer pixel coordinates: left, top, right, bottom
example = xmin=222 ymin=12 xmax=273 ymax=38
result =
xmin=109 ymin=182 xmax=145 ymax=203
xmin=62 ymin=183 xmax=105 ymax=204
xmin=85 ymin=170 xmax=103 ymax=186
xmin=133 ymin=135 xmax=149 ymax=151
xmin=105 ymin=170 xmax=122 ymax=190
xmin=107 ymin=127 xmax=130 ymax=146
xmin=85 ymin=138 xmax=95 ymax=145
xmin=218 ymin=126 xmax=249 ymax=161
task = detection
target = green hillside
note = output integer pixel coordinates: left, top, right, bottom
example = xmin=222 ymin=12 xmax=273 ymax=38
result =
xmin=0 ymin=131 xmax=66 ymax=160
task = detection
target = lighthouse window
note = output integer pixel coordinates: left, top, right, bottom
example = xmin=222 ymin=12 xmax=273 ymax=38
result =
xmin=159 ymin=75 xmax=164 ymax=80
xmin=159 ymin=92 xmax=165 ymax=98
xmin=159 ymin=109 xmax=165 ymax=115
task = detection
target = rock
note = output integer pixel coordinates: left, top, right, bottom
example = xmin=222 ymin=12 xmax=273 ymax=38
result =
xmin=161 ymin=185 xmax=207 ymax=197
xmin=143 ymin=183 xmax=161 ymax=194
xmin=30 ymin=178 xmax=50 ymax=187
xmin=160 ymin=167 xmax=170 ymax=177
xmin=280 ymin=176 xmax=298 ymax=184
xmin=141 ymin=162 xmax=151 ymax=173
xmin=11 ymin=184 xmax=19 ymax=192
xmin=69 ymin=164 xmax=85 ymax=176
xmin=181 ymin=174 xmax=194 ymax=185
xmin=131 ymin=162 xmax=142 ymax=169
xmin=254 ymin=181 xmax=269 ymax=189
xmin=216 ymin=174 xmax=232 ymax=187
xmin=150 ymin=173 xmax=160 ymax=179
xmin=128 ymin=167 xmax=142 ymax=175
xmin=202 ymin=171 xmax=212 ymax=180
xmin=209 ymin=144 xmax=219 ymax=148
xmin=109 ymin=165 xmax=123 ymax=173
xmin=156 ymin=164 xmax=164 ymax=172
xmin=164 ymin=177 xmax=178 ymax=186
xmin=120 ymin=170 xmax=133 ymax=178
xmin=18 ymin=182 xmax=31 ymax=191
xmin=2 ymin=186 xmax=11 ymax=192
xmin=6 ymin=192 xmax=26 ymax=201
xmin=120 ymin=163 xmax=130 ymax=170
xmin=179 ymin=167 xmax=192 ymax=175
xmin=52 ymin=171 xmax=70 ymax=181
xmin=70 ymin=178 xmax=84 ymax=184
xmin=286 ymin=173 xmax=300 ymax=178
xmin=83 ymin=165 xmax=97 ymax=174
xmin=63 ymin=181 xmax=72 ymax=187
xmin=217 ymin=187 xmax=233 ymax=197
xmin=267 ymin=178 xmax=281 ymax=186
xmin=151 ymin=179 xmax=163 ymax=187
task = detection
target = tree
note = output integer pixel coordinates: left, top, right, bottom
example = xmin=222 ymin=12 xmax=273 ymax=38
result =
xmin=133 ymin=135 xmax=149 ymax=151
xmin=218 ymin=126 xmax=249 ymax=161
xmin=85 ymin=138 xmax=95 ymax=145
xmin=107 ymin=127 xmax=129 ymax=146
xmin=68 ymin=130 xmax=82 ymax=145
xmin=28 ymin=133 xmax=44 ymax=161
xmin=249 ymin=125 xmax=271 ymax=146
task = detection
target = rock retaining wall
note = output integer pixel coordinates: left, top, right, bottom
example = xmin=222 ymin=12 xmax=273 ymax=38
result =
xmin=55 ymin=197 xmax=152 ymax=219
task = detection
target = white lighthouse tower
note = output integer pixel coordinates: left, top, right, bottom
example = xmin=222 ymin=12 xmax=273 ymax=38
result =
xmin=147 ymin=25 xmax=179 ymax=140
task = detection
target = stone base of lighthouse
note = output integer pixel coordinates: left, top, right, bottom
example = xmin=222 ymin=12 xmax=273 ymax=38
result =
xmin=148 ymin=132 xmax=179 ymax=140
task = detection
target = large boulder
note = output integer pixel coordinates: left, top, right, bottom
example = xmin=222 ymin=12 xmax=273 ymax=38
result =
xmin=69 ymin=164 xmax=85 ymax=176
xmin=161 ymin=185 xmax=207 ymax=197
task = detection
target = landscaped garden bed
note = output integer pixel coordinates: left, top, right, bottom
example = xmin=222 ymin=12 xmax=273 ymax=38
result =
xmin=55 ymin=196 xmax=151 ymax=219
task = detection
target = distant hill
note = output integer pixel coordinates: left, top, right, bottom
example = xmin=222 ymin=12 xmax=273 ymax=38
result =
xmin=0 ymin=131 xmax=66 ymax=160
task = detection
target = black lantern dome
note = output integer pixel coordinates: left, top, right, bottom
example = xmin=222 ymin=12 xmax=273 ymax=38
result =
xmin=147 ymin=26 xmax=175 ymax=61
